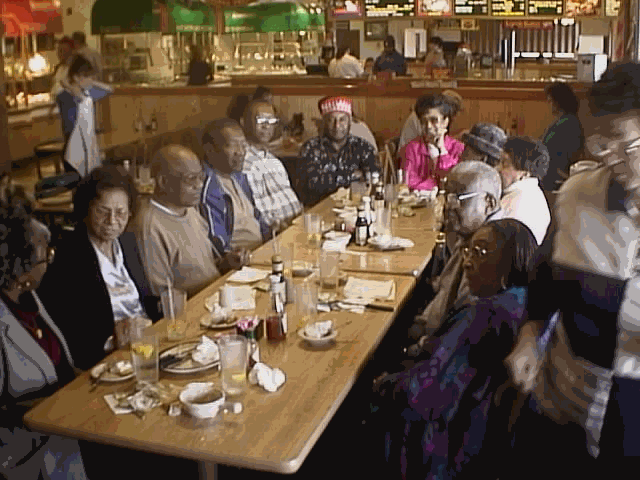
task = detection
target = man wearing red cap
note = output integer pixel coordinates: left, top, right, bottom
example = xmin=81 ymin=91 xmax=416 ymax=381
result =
xmin=297 ymin=96 xmax=379 ymax=206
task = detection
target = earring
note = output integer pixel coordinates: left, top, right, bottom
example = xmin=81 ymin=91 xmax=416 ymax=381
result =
xmin=20 ymin=280 xmax=32 ymax=291
xmin=500 ymin=276 xmax=507 ymax=290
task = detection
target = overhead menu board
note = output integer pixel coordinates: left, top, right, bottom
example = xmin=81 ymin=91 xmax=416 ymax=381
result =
xmin=491 ymin=0 xmax=525 ymax=16
xmin=454 ymin=0 xmax=488 ymax=15
xmin=416 ymin=0 xmax=453 ymax=16
xmin=605 ymin=0 xmax=620 ymax=15
xmin=365 ymin=0 xmax=415 ymax=16
xmin=566 ymin=0 xmax=601 ymax=15
xmin=528 ymin=0 xmax=563 ymax=15
xmin=331 ymin=0 xmax=363 ymax=18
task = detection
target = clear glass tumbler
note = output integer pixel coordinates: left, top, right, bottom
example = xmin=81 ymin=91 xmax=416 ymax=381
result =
xmin=218 ymin=335 xmax=249 ymax=396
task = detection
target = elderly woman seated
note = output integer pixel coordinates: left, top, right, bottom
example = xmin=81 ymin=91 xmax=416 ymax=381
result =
xmin=0 ymin=178 xmax=88 ymax=479
xmin=367 ymin=219 xmax=538 ymax=480
xmin=38 ymin=165 xmax=160 ymax=371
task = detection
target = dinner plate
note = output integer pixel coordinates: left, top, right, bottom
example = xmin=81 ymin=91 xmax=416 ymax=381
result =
xmin=324 ymin=231 xmax=352 ymax=241
xmin=226 ymin=267 xmax=270 ymax=284
xmin=199 ymin=312 xmax=239 ymax=330
xmin=368 ymin=236 xmax=415 ymax=250
xmin=90 ymin=361 xmax=134 ymax=383
xmin=159 ymin=341 xmax=220 ymax=374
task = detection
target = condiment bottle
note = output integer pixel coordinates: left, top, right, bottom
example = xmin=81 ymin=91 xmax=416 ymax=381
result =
xmin=123 ymin=160 xmax=131 ymax=174
xmin=373 ymin=184 xmax=385 ymax=214
xmin=362 ymin=195 xmax=373 ymax=226
xmin=355 ymin=207 xmax=369 ymax=246
xmin=267 ymin=279 xmax=287 ymax=341
xmin=271 ymin=255 xmax=287 ymax=304
xmin=246 ymin=329 xmax=260 ymax=368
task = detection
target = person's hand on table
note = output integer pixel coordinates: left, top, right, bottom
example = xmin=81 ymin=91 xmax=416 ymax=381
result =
xmin=505 ymin=322 xmax=543 ymax=394
xmin=218 ymin=249 xmax=250 ymax=273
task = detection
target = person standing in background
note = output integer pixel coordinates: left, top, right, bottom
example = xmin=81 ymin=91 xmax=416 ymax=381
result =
xmin=71 ymin=31 xmax=103 ymax=81
xmin=187 ymin=45 xmax=213 ymax=86
xmin=49 ymin=37 xmax=74 ymax=107
xmin=373 ymin=36 xmax=406 ymax=76
xmin=424 ymin=36 xmax=447 ymax=76
xmin=329 ymin=46 xmax=365 ymax=78
xmin=541 ymin=82 xmax=584 ymax=191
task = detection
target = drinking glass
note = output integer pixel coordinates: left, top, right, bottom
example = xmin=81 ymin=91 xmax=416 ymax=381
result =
xmin=350 ymin=181 xmax=368 ymax=205
xmin=115 ymin=317 xmax=152 ymax=350
xmin=161 ymin=288 xmax=187 ymax=341
xmin=320 ymin=250 xmax=341 ymax=291
xmin=130 ymin=325 xmax=159 ymax=385
xmin=218 ymin=335 xmax=249 ymax=396
xmin=138 ymin=165 xmax=152 ymax=184
xmin=304 ymin=213 xmax=322 ymax=248
xmin=385 ymin=184 xmax=399 ymax=215
xmin=294 ymin=281 xmax=317 ymax=329
xmin=377 ymin=208 xmax=392 ymax=240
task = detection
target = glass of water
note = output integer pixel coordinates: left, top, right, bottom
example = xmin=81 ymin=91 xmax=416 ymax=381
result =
xmin=218 ymin=335 xmax=249 ymax=396
xmin=130 ymin=325 xmax=159 ymax=385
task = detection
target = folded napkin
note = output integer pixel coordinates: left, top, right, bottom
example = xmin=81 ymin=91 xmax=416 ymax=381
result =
xmin=304 ymin=320 xmax=333 ymax=338
xmin=322 ymin=236 xmax=350 ymax=252
xmin=193 ymin=336 xmax=220 ymax=365
xmin=343 ymin=277 xmax=396 ymax=303
xmin=369 ymin=236 xmax=415 ymax=250
xmin=220 ymin=285 xmax=256 ymax=310
xmin=248 ymin=363 xmax=286 ymax=393
xmin=227 ymin=267 xmax=270 ymax=284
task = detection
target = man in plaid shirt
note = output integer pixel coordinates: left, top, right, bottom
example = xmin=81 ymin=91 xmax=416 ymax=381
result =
xmin=242 ymin=99 xmax=303 ymax=230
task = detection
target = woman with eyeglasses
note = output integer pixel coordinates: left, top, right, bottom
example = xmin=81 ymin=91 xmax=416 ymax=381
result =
xmin=0 ymin=178 xmax=89 ymax=479
xmin=401 ymin=94 xmax=465 ymax=191
xmin=38 ymin=165 xmax=160 ymax=371
xmin=367 ymin=219 xmax=537 ymax=480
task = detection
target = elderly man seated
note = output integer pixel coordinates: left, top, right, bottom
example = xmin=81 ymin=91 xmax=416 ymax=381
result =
xmin=201 ymin=118 xmax=270 ymax=253
xmin=298 ymin=96 xmax=379 ymax=207
xmin=242 ymin=98 xmax=303 ymax=229
xmin=134 ymin=145 xmax=246 ymax=298
xmin=408 ymin=161 xmax=503 ymax=344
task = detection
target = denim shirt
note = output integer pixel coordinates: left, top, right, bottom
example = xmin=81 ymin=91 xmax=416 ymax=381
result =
xmin=201 ymin=166 xmax=270 ymax=255
xmin=56 ymin=85 xmax=112 ymax=139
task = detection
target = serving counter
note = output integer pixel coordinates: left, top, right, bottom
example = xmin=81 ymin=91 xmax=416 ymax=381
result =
xmin=5 ymin=74 xmax=588 ymax=171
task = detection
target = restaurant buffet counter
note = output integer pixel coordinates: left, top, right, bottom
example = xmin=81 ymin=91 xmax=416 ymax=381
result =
xmin=6 ymin=75 xmax=578 ymax=169
xmin=24 ymin=195 xmax=437 ymax=480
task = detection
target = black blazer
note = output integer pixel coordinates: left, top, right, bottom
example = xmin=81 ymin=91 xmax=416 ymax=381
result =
xmin=37 ymin=228 xmax=161 ymax=370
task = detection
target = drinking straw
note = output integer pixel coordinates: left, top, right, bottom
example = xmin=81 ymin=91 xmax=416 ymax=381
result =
xmin=167 ymin=278 xmax=175 ymax=319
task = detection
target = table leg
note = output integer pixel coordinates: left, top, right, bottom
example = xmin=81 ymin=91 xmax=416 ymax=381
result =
xmin=198 ymin=461 xmax=218 ymax=480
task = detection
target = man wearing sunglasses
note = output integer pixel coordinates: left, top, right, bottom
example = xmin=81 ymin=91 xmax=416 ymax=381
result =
xmin=297 ymin=96 xmax=379 ymax=207
xmin=505 ymin=62 xmax=640 ymax=478
xmin=242 ymin=99 xmax=303 ymax=231
xmin=408 ymin=160 xmax=502 ymax=346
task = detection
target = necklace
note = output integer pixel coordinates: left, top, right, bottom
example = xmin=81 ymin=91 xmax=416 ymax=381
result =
xmin=23 ymin=323 xmax=43 ymax=340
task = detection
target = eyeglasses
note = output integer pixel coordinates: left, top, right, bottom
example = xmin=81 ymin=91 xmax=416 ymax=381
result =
xmin=34 ymin=247 xmax=56 ymax=266
xmin=255 ymin=116 xmax=279 ymax=126
xmin=446 ymin=192 xmax=483 ymax=207
xmin=586 ymin=135 xmax=640 ymax=167
xmin=176 ymin=172 xmax=206 ymax=186
xmin=462 ymin=245 xmax=496 ymax=259
xmin=92 ymin=206 xmax=130 ymax=222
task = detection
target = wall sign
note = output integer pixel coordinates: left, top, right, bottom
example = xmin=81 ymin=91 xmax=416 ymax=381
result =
xmin=365 ymin=0 xmax=415 ymax=17
xmin=528 ymin=0 xmax=563 ymax=15
xmin=416 ymin=0 xmax=453 ymax=16
xmin=491 ymin=0 xmax=526 ymax=16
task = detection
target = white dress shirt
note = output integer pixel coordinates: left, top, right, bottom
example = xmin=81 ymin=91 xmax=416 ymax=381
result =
xmin=329 ymin=54 xmax=364 ymax=79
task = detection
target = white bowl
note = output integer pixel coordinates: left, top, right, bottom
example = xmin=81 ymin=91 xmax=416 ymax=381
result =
xmin=179 ymin=382 xmax=225 ymax=418
xmin=298 ymin=328 xmax=338 ymax=347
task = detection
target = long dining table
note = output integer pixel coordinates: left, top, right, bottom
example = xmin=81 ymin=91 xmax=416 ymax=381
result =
xmin=23 ymin=195 xmax=438 ymax=480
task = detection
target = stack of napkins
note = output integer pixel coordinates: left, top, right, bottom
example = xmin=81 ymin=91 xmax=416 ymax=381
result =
xmin=193 ymin=336 xmax=220 ymax=365
xmin=248 ymin=363 xmax=286 ymax=393
xmin=343 ymin=277 xmax=396 ymax=303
